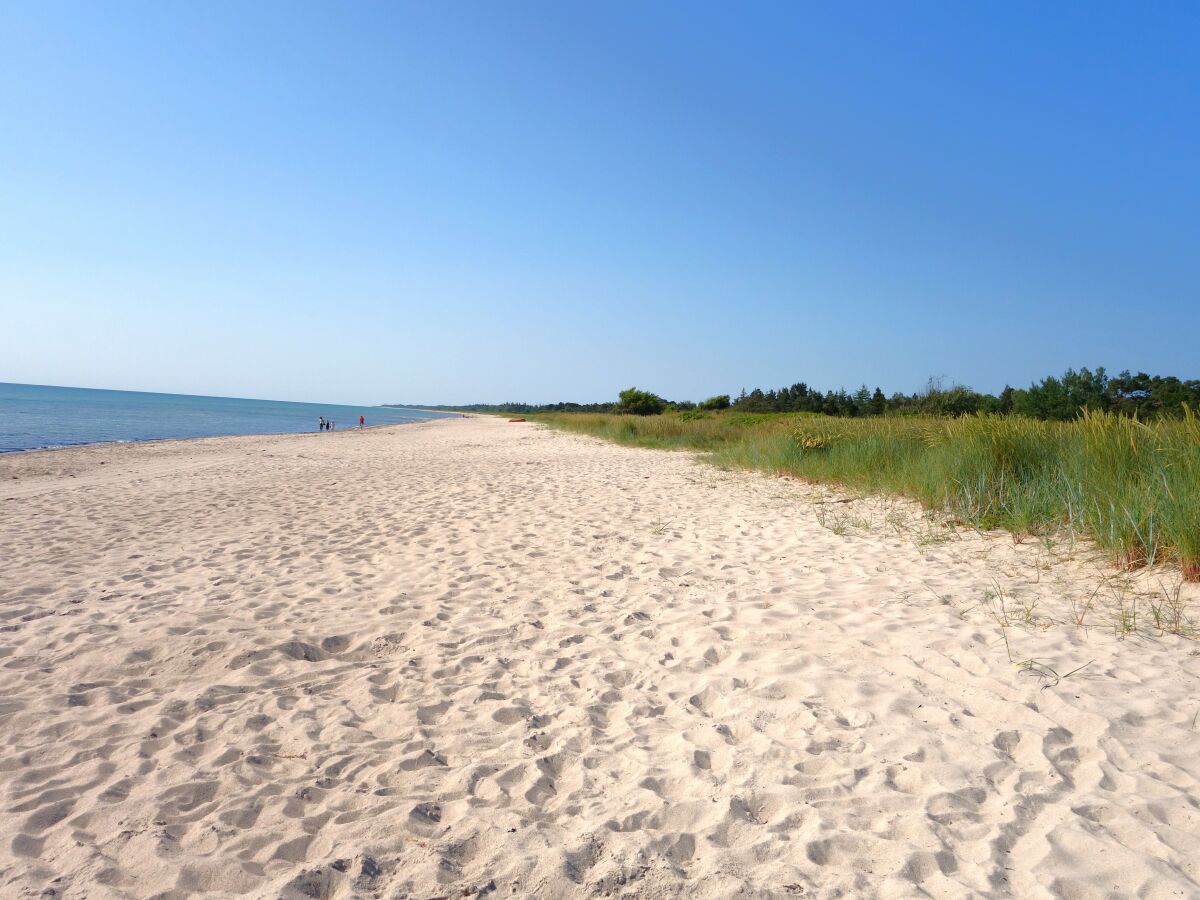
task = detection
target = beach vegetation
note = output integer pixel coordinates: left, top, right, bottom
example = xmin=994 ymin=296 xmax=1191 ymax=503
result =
xmin=616 ymin=387 xmax=667 ymax=416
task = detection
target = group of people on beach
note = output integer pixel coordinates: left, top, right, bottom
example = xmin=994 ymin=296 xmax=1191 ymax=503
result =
xmin=317 ymin=415 xmax=365 ymax=432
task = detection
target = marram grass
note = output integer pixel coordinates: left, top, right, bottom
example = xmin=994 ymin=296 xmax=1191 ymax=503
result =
xmin=532 ymin=409 xmax=1200 ymax=579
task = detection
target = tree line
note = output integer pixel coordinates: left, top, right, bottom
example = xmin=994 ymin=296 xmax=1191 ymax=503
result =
xmin=392 ymin=367 xmax=1199 ymax=420
xmin=729 ymin=368 xmax=1199 ymax=419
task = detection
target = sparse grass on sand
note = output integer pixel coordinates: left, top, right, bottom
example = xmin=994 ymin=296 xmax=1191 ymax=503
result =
xmin=533 ymin=409 xmax=1200 ymax=580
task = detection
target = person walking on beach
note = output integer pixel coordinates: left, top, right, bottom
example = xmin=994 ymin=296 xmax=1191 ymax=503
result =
xmin=318 ymin=417 xmax=325 ymax=432
xmin=359 ymin=415 xmax=365 ymax=429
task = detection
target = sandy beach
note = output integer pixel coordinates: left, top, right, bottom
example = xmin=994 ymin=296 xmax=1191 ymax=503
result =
xmin=2 ymin=416 xmax=1198 ymax=899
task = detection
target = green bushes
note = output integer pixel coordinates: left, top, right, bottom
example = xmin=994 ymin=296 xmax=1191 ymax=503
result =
xmin=699 ymin=394 xmax=731 ymax=410
xmin=532 ymin=409 xmax=1200 ymax=578
xmin=616 ymin=387 xmax=666 ymax=416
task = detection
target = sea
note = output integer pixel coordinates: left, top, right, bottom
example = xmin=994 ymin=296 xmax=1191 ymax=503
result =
xmin=0 ymin=382 xmax=456 ymax=453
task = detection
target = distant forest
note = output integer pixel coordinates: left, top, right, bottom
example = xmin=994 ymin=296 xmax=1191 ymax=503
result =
xmin=392 ymin=367 xmax=1200 ymax=420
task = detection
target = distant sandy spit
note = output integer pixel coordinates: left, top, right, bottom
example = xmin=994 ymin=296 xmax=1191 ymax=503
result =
xmin=1 ymin=417 xmax=1198 ymax=899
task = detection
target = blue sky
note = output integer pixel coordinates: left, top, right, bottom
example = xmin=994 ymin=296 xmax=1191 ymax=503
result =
xmin=2 ymin=2 xmax=1196 ymax=405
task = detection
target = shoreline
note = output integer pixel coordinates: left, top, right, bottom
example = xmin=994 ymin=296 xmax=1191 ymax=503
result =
xmin=0 ymin=416 xmax=442 ymax=458
xmin=0 ymin=419 xmax=454 ymax=498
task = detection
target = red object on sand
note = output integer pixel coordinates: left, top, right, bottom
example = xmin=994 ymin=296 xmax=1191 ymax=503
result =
xmin=508 ymin=418 xmax=527 ymax=423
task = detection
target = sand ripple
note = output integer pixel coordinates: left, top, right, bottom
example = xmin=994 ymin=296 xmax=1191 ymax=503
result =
xmin=1 ymin=418 xmax=1199 ymax=897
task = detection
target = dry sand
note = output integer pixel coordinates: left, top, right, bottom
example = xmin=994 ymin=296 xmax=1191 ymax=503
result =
xmin=1 ymin=416 xmax=1199 ymax=899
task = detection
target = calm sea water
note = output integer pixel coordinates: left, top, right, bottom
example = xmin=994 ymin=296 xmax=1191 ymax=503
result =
xmin=0 ymin=383 xmax=455 ymax=453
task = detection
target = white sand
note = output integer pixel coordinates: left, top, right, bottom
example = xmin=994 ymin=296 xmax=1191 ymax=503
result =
xmin=2 ymin=416 xmax=1198 ymax=899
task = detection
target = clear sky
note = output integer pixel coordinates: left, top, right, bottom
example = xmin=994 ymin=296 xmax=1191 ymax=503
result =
xmin=2 ymin=2 xmax=1197 ymax=405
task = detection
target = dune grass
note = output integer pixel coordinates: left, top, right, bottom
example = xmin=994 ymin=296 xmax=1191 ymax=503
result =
xmin=532 ymin=409 xmax=1200 ymax=579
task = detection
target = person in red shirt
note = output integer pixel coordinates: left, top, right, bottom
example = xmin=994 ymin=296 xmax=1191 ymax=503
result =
xmin=359 ymin=415 xmax=365 ymax=429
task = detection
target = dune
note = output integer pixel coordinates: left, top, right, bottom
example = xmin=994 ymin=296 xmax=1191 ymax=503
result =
xmin=1 ymin=416 xmax=1198 ymax=898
